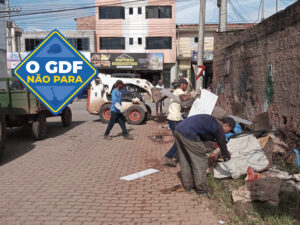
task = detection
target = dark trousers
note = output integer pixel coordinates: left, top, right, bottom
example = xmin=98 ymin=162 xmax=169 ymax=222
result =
xmin=104 ymin=111 xmax=129 ymax=136
xmin=164 ymin=120 xmax=181 ymax=159
xmin=174 ymin=131 xmax=213 ymax=192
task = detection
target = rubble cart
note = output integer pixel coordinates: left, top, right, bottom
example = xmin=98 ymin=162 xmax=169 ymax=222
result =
xmin=0 ymin=78 xmax=72 ymax=143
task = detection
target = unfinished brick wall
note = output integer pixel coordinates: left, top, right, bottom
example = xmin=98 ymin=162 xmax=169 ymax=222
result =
xmin=75 ymin=16 xmax=96 ymax=30
xmin=213 ymin=1 xmax=300 ymax=140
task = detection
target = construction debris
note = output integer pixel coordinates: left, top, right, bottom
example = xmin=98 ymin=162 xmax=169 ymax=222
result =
xmin=214 ymin=135 xmax=269 ymax=179
xmin=232 ymin=167 xmax=300 ymax=206
xmin=120 ymin=168 xmax=159 ymax=181
xmin=188 ymin=89 xmax=218 ymax=117
xmin=160 ymin=184 xmax=184 ymax=194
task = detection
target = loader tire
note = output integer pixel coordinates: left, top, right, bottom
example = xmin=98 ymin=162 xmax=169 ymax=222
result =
xmin=99 ymin=104 xmax=111 ymax=124
xmin=126 ymin=105 xmax=145 ymax=125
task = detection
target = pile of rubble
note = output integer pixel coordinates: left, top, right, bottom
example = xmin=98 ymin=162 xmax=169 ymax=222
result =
xmin=152 ymin=86 xmax=300 ymax=207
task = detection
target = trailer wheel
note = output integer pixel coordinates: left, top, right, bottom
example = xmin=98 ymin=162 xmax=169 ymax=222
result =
xmin=126 ymin=105 xmax=145 ymax=125
xmin=61 ymin=106 xmax=72 ymax=127
xmin=99 ymin=104 xmax=111 ymax=124
xmin=0 ymin=111 xmax=6 ymax=157
xmin=32 ymin=114 xmax=47 ymax=140
xmin=145 ymin=104 xmax=152 ymax=120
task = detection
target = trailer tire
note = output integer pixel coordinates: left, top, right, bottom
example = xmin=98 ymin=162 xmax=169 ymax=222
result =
xmin=126 ymin=105 xmax=145 ymax=125
xmin=32 ymin=114 xmax=47 ymax=140
xmin=61 ymin=106 xmax=72 ymax=127
xmin=145 ymin=104 xmax=152 ymax=121
xmin=0 ymin=111 xmax=6 ymax=158
xmin=99 ymin=104 xmax=111 ymax=124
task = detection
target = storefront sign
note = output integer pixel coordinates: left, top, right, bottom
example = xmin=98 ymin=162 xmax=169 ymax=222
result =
xmin=91 ymin=53 xmax=164 ymax=70
xmin=192 ymin=50 xmax=214 ymax=62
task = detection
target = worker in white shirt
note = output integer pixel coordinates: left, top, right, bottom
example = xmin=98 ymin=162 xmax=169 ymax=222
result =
xmin=163 ymin=79 xmax=191 ymax=167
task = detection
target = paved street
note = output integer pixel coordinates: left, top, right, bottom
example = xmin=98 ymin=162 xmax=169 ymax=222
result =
xmin=0 ymin=101 xmax=219 ymax=225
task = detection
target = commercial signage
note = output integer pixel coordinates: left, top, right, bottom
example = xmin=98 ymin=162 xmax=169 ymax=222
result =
xmin=91 ymin=53 xmax=164 ymax=70
xmin=13 ymin=30 xmax=97 ymax=115
xmin=8 ymin=52 xmax=91 ymax=69
xmin=192 ymin=50 xmax=214 ymax=62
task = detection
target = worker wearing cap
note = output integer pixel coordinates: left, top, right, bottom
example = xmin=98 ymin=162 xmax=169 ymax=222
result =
xmin=163 ymin=79 xmax=191 ymax=167
xmin=173 ymin=114 xmax=236 ymax=194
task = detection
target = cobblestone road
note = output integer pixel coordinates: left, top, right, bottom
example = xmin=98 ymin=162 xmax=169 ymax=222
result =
xmin=0 ymin=101 xmax=220 ymax=225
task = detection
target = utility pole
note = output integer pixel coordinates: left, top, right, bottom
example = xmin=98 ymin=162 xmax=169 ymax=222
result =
xmin=218 ymin=0 xmax=227 ymax=32
xmin=196 ymin=0 xmax=206 ymax=89
xmin=276 ymin=0 xmax=280 ymax=12
xmin=7 ymin=0 xmax=12 ymax=52
xmin=261 ymin=0 xmax=264 ymax=21
xmin=5 ymin=0 xmax=21 ymax=52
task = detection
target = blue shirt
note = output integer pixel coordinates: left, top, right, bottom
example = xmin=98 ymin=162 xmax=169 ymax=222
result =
xmin=176 ymin=114 xmax=220 ymax=141
xmin=110 ymin=88 xmax=122 ymax=113
xmin=225 ymin=123 xmax=242 ymax=142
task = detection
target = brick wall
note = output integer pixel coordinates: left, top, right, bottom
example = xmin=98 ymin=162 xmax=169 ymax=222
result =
xmin=213 ymin=1 xmax=300 ymax=141
xmin=75 ymin=16 xmax=96 ymax=30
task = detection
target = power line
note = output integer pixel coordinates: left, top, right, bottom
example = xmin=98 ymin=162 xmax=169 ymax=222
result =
xmin=0 ymin=0 xmax=178 ymax=18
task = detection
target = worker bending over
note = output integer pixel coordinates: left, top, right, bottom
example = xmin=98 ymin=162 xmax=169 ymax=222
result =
xmin=174 ymin=114 xmax=236 ymax=194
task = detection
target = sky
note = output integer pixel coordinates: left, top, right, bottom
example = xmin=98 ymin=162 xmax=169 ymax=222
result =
xmin=5 ymin=0 xmax=298 ymax=31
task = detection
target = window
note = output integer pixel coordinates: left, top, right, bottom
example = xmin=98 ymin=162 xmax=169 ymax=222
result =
xmin=194 ymin=37 xmax=198 ymax=43
xmin=68 ymin=38 xmax=90 ymax=51
xmin=100 ymin=37 xmax=125 ymax=50
xmin=99 ymin=6 xmax=125 ymax=19
xmin=146 ymin=37 xmax=172 ymax=49
xmin=129 ymin=38 xmax=134 ymax=45
xmin=138 ymin=7 xmax=142 ymax=14
xmin=25 ymin=39 xmax=43 ymax=51
xmin=138 ymin=38 xmax=142 ymax=45
xmin=146 ymin=6 xmax=172 ymax=18
xmin=129 ymin=7 xmax=133 ymax=15
xmin=0 ymin=0 xmax=5 ymax=4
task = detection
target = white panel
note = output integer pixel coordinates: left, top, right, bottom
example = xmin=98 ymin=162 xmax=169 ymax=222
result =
xmin=120 ymin=168 xmax=159 ymax=181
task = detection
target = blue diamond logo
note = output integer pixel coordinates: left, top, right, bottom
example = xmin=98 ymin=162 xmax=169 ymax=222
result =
xmin=14 ymin=30 xmax=97 ymax=115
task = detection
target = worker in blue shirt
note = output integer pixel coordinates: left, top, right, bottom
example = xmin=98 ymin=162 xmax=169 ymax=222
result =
xmin=173 ymin=114 xmax=236 ymax=194
xmin=104 ymin=80 xmax=133 ymax=140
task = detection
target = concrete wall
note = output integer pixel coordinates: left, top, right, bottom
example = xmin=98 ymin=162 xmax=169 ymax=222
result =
xmin=20 ymin=30 xmax=96 ymax=52
xmin=213 ymin=1 xmax=300 ymax=139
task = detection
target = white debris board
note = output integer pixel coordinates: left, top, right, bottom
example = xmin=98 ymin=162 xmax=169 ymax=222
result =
xmin=214 ymin=135 xmax=269 ymax=179
xmin=188 ymin=89 xmax=218 ymax=117
xmin=120 ymin=168 xmax=159 ymax=181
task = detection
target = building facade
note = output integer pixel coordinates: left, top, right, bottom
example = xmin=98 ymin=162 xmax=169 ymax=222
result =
xmin=20 ymin=30 xmax=96 ymax=52
xmin=91 ymin=0 xmax=177 ymax=87
xmin=0 ymin=0 xmax=8 ymax=78
xmin=6 ymin=21 xmax=23 ymax=52
xmin=177 ymin=23 xmax=254 ymax=87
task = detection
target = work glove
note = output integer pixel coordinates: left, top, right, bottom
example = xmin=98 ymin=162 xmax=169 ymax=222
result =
xmin=223 ymin=160 xmax=240 ymax=179
xmin=115 ymin=103 xmax=124 ymax=113
xmin=190 ymin=89 xmax=201 ymax=98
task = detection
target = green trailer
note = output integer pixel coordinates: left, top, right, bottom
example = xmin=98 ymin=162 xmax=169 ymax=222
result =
xmin=0 ymin=78 xmax=72 ymax=154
